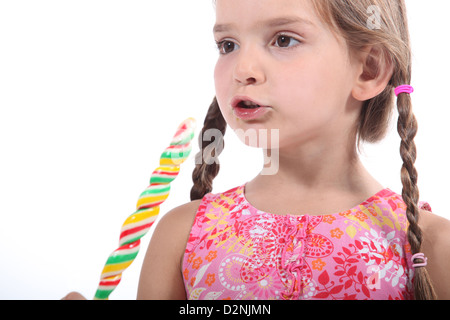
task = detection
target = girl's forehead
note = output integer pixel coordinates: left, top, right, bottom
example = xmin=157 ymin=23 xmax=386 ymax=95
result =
xmin=214 ymin=0 xmax=321 ymax=27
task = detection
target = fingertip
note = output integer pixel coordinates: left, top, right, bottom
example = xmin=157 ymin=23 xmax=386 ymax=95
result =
xmin=62 ymin=292 xmax=87 ymax=300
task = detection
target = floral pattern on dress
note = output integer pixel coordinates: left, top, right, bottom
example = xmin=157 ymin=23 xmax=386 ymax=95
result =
xmin=183 ymin=185 xmax=430 ymax=300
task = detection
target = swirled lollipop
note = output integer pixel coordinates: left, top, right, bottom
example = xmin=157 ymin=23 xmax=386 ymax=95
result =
xmin=94 ymin=118 xmax=196 ymax=300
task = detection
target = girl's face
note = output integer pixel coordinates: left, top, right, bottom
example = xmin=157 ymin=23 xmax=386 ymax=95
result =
xmin=214 ymin=0 xmax=363 ymax=152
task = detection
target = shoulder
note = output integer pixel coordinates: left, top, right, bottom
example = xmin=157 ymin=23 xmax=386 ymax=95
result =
xmin=137 ymin=199 xmax=203 ymax=299
xmin=155 ymin=199 xmax=203 ymax=241
xmin=419 ymin=209 xmax=450 ymax=247
xmin=145 ymin=198 xmax=204 ymax=267
xmin=419 ymin=210 xmax=450 ymax=299
xmin=419 ymin=209 xmax=450 ymax=237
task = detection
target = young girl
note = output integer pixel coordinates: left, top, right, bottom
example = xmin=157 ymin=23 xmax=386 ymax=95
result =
xmin=63 ymin=0 xmax=449 ymax=300
xmin=133 ymin=0 xmax=450 ymax=300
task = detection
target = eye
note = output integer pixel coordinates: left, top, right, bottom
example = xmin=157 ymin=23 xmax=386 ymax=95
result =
xmin=274 ymin=34 xmax=301 ymax=48
xmin=216 ymin=40 xmax=239 ymax=55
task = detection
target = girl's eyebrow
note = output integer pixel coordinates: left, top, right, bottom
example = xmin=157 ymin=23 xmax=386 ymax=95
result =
xmin=213 ymin=16 xmax=316 ymax=34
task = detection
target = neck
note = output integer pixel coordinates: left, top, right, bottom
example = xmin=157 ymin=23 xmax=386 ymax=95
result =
xmin=254 ymin=138 xmax=382 ymax=196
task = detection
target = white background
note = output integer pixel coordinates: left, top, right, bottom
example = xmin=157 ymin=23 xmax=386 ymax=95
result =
xmin=0 ymin=1 xmax=449 ymax=300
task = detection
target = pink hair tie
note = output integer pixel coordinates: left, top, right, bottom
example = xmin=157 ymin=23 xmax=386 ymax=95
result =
xmin=411 ymin=253 xmax=428 ymax=268
xmin=395 ymin=84 xmax=414 ymax=96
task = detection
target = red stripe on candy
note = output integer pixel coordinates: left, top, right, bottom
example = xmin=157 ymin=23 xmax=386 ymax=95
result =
xmin=99 ymin=278 xmax=121 ymax=286
xmin=174 ymin=124 xmax=188 ymax=137
xmin=153 ymin=171 xmax=179 ymax=176
xmin=166 ymin=142 xmax=190 ymax=150
xmin=119 ymin=222 xmax=154 ymax=240
xmin=114 ymin=241 xmax=140 ymax=252
xmin=137 ymin=201 xmax=164 ymax=210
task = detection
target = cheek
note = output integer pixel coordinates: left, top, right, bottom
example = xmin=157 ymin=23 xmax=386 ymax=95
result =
xmin=275 ymin=51 xmax=352 ymax=111
xmin=272 ymin=62 xmax=324 ymax=113
xmin=214 ymin=59 xmax=231 ymax=92
xmin=214 ymin=62 xmax=228 ymax=105
xmin=270 ymin=61 xmax=346 ymax=137
xmin=214 ymin=60 xmax=236 ymax=125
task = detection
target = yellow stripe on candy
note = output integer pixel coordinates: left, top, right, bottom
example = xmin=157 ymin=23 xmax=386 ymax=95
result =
xmin=101 ymin=261 xmax=134 ymax=278
xmin=159 ymin=158 xmax=185 ymax=166
xmin=136 ymin=193 xmax=169 ymax=210
xmin=154 ymin=166 xmax=180 ymax=173
xmin=122 ymin=207 xmax=160 ymax=228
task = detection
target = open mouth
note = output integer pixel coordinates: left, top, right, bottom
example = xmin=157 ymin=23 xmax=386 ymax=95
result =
xmin=237 ymin=100 xmax=262 ymax=109
xmin=232 ymin=97 xmax=267 ymax=109
xmin=231 ymin=97 xmax=270 ymax=120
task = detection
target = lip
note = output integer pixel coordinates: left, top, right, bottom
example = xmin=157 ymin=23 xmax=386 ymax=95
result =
xmin=231 ymin=96 xmax=271 ymax=121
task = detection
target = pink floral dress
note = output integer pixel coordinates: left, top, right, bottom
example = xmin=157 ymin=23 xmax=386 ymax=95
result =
xmin=182 ymin=184 xmax=431 ymax=300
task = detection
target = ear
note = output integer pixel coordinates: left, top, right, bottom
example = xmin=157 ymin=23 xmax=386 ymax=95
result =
xmin=352 ymin=45 xmax=394 ymax=101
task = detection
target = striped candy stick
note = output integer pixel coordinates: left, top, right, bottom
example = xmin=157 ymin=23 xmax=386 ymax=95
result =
xmin=94 ymin=118 xmax=196 ymax=300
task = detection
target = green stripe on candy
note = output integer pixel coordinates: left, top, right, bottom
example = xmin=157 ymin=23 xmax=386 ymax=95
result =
xmin=172 ymin=131 xmax=195 ymax=146
xmin=160 ymin=148 xmax=192 ymax=161
xmin=139 ymin=184 xmax=171 ymax=197
xmin=105 ymin=252 xmax=139 ymax=265
xmin=94 ymin=288 xmax=114 ymax=300
xmin=149 ymin=175 xmax=176 ymax=184
xmin=120 ymin=233 xmax=146 ymax=247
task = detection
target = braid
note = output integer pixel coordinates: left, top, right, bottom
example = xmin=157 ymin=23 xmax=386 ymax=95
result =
xmin=190 ymin=97 xmax=227 ymax=201
xmin=396 ymin=91 xmax=437 ymax=300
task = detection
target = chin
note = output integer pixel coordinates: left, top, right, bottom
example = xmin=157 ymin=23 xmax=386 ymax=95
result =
xmin=230 ymin=125 xmax=280 ymax=150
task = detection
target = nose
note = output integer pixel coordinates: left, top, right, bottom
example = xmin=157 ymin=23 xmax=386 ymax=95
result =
xmin=233 ymin=46 xmax=266 ymax=86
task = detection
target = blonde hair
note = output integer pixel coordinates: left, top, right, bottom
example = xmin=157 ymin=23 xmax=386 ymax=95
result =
xmin=192 ymin=0 xmax=436 ymax=300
